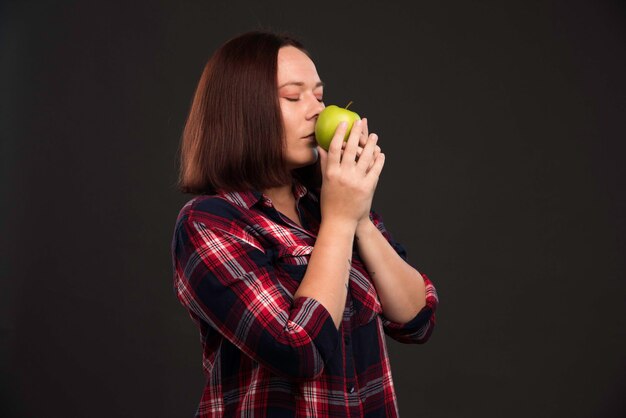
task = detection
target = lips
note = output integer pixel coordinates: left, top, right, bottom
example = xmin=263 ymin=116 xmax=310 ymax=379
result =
xmin=302 ymin=133 xmax=315 ymax=138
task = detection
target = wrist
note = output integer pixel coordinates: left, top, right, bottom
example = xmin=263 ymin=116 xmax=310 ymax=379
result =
xmin=355 ymin=218 xmax=377 ymax=238
xmin=321 ymin=217 xmax=358 ymax=235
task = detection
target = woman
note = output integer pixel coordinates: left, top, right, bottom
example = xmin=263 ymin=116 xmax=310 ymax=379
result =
xmin=171 ymin=30 xmax=438 ymax=417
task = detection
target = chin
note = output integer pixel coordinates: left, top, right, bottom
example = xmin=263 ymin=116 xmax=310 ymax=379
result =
xmin=288 ymin=149 xmax=318 ymax=170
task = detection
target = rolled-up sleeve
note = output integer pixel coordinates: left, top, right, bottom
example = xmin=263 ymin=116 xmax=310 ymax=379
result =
xmin=369 ymin=209 xmax=439 ymax=344
xmin=172 ymin=213 xmax=340 ymax=380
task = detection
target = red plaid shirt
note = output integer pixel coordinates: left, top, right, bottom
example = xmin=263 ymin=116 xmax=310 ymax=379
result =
xmin=171 ymin=179 xmax=438 ymax=417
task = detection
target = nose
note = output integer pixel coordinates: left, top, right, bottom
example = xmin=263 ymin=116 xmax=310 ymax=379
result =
xmin=308 ymin=98 xmax=325 ymax=120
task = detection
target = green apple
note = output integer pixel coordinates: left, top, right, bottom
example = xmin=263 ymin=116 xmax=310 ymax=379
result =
xmin=314 ymin=101 xmax=361 ymax=151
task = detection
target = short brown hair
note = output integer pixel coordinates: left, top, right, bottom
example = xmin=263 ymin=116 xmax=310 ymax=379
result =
xmin=177 ymin=30 xmax=322 ymax=196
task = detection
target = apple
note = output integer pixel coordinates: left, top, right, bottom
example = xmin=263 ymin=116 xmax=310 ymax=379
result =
xmin=314 ymin=101 xmax=361 ymax=151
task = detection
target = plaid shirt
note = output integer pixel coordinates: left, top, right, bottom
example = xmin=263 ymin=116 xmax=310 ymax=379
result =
xmin=171 ymin=179 xmax=438 ymax=417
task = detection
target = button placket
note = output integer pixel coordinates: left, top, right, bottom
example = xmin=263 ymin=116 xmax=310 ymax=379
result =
xmin=344 ymin=334 xmax=356 ymax=394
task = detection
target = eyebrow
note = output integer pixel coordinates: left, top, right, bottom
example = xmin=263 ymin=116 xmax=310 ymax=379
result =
xmin=278 ymin=81 xmax=325 ymax=89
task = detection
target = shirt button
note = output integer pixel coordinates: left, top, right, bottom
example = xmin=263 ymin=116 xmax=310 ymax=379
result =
xmin=349 ymin=386 xmax=355 ymax=393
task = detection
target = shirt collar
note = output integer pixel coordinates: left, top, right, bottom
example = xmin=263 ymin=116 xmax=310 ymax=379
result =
xmin=216 ymin=178 xmax=310 ymax=210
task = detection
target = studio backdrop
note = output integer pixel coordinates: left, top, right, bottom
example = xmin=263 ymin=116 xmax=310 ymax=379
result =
xmin=1 ymin=1 xmax=624 ymax=417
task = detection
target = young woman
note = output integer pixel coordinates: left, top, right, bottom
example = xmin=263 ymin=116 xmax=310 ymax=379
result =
xmin=171 ymin=30 xmax=438 ymax=418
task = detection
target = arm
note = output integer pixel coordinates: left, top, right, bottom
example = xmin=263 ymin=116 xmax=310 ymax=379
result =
xmin=354 ymin=210 xmax=439 ymax=344
xmin=293 ymin=217 xmax=357 ymax=329
xmin=172 ymin=212 xmax=344 ymax=381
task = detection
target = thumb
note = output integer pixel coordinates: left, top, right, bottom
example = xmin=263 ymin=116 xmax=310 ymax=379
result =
xmin=317 ymin=146 xmax=327 ymax=171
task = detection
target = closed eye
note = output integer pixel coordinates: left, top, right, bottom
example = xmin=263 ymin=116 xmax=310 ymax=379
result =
xmin=284 ymin=98 xmax=324 ymax=103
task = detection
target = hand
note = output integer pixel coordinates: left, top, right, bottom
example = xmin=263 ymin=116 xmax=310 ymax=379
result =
xmin=317 ymin=117 xmax=385 ymax=227
xmin=340 ymin=118 xmax=382 ymax=225
xmin=340 ymin=118 xmax=382 ymax=174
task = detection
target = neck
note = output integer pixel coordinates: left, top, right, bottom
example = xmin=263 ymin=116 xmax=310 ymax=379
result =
xmin=262 ymin=181 xmax=295 ymax=206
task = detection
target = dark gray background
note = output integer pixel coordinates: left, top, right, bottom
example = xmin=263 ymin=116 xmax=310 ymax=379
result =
xmin=2 ymin=1 xmax=624 ymax=417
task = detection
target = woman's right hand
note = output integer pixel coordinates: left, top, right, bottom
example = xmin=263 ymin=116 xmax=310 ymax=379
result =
xmin=316 ymin=118 xmax=386 ymax=226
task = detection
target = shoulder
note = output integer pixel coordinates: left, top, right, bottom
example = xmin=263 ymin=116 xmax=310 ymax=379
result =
xmin=172 ymin=195 xmax=270 ymax=256
xmin=174 ymin=195 xmax=248 ymax=231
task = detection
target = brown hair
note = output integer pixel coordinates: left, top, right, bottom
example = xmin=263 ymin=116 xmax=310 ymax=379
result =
xmin=177 ymin=30 xmax=322 ymax=196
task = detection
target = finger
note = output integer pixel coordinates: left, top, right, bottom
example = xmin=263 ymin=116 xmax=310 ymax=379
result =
xmin=368 ymin=146 xmax=381 ymax=172
xmin=341 ymin=119 xmax=363 ymax=165
xmin=356 ymin=134 xmax=378 ymax=173
xmin=328 ymin=121 xmax=348 ymax=166
xmin=360 ymin=118 xmax=369 ymax=148
xmin=366 ymin=152 xmax=385 ymax=180
xmin=343 ymin=142 xmax=380 ymax=162
xmin=357 ymin=143 xmax=380 ymax=157
xmin=342 ymin=142 xmax=364 ymax=159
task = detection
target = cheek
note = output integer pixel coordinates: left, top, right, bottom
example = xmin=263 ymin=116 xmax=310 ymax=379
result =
xmin=280 ymin=110 xmax=298 ymax=138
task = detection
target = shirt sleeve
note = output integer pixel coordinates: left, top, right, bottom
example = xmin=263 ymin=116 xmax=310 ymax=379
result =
xmin=171 ymin=211 xmax=340 ymax=381
xmin=368 ymin=209 xmax=439 ymax=344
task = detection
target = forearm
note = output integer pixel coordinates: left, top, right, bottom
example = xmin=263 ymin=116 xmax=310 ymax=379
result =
xmin=294 ymin=218 xmax=357 ymax=329
xmin=355 ymin=219 xmax=426 ymax=324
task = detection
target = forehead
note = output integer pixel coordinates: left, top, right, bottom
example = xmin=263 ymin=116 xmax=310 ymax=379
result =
xmin=276 ymin=46 xmax=320 ymax=85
